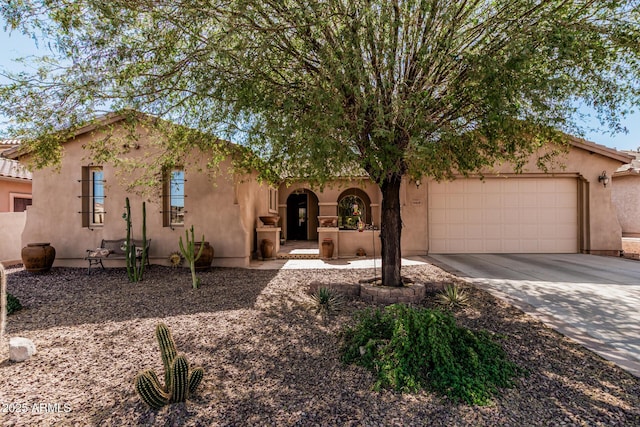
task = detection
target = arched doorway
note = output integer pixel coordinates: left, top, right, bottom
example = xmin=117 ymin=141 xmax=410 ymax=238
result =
xmin=337 ymin=188 xmax=372 ymax=229
xmin=286 ymin=189 xmax=319 ymax=241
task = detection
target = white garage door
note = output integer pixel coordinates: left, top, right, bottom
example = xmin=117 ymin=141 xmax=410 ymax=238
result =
xmin=428 ymin=178 xmax=578 ymax=253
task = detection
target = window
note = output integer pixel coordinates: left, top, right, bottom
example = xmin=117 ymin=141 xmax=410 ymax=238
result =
xmin=90 ymin=168 xmax=105 ymax=225
xmin=9 ymin=193 xmax=32 ymax=212
xmin=81 ymin=166 xmax=105 ymax=227
xmin=268 ymin=188 xmax=278 ymax=213
xmin=164 ymin=168 xmax=185 ymax=227
xmin=337 ymin=189 xmax=371 ymax=230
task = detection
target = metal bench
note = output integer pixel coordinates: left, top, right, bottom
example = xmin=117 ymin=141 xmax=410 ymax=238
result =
xmin=85 ymin=238 xmax=151 ymax=274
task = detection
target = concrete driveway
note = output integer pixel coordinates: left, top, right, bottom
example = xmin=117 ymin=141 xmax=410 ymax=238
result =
xmin=428 ymin=253 xmax=640 ymax=377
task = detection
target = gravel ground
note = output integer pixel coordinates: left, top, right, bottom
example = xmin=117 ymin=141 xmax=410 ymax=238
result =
xmin=1 ymin=263 xmax=639 ymax=426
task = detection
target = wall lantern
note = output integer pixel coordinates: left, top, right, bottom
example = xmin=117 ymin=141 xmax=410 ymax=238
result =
xmin=598 ymin=171 xmax=610 ymax=187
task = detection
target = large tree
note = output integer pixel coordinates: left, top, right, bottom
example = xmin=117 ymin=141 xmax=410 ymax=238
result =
xmin=1 ymin=1 xmax=639 ymax=286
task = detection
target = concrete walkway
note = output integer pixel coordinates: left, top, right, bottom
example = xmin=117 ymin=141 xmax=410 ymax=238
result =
xmin=428 ymin=254 xmax=640 ymax=377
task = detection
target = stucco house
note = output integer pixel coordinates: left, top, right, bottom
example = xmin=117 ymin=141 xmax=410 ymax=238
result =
xmin=0 ymin=139 xmax=32 ymax=212
xmin=0 ymin=139 xmax=33 ymax=265
xmin=5 ymin=112 xmax=633 ymax=268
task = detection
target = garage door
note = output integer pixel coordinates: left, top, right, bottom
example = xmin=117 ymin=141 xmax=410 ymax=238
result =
xmin=428 ymin=178 xmax=578 ymax=253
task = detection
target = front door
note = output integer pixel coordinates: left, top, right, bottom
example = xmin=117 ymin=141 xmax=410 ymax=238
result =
xmin=287 ymin=193 xmax=308 ymax=240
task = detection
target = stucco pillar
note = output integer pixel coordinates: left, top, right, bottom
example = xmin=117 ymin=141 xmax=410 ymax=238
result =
xmin=256 ymin=227 xmax=281 ymax=259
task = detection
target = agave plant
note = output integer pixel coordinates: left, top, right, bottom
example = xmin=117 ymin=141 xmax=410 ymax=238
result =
xmin=168 ymin=251 xmax=184 ymax=268
xmin=308 ymin=287 xmax=344 ymax=318
xmin=437 ymin=283 xmax=469 ymax=308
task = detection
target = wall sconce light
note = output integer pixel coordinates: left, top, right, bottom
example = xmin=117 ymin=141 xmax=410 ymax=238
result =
xmin=415 ymin=180 xmax=421 ymax=189
xmin=598 ymin=171 xmax=610 ymax=187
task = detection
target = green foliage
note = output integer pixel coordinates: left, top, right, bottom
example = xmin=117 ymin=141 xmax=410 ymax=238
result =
xmin=178 ymin=225 xmax=205 ymax=289
xmin=340 ymin=304 xmax=522 ymax=405
xmin=134 ymin=323 xmax=204 ymax=409
xmin=6 ymin=293 xmax=22 ymax=315
xmin=123 ymin=197 xmax=147 ymax=282
xmin=3 ymin=1 xmax=639 ymax=180
xmin=308 ymin=287 xmax=344 ymax=318
xmin=437 ymin=283 xmax=470 ymax=309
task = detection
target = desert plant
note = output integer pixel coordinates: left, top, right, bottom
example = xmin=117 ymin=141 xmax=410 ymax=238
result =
xmin=437 ymin=283 xmax=469 ymax=308
xmin=178 ymin=225 xmax=205 ymax=289
xmin=168 ymin=251 xmax=184 ymax=268
xmin=308 ymin=287 xmax=344 ymax=318
xmin=7 ymin=293 xmax=22 ymax=315
xmin=123 ymin=197 xmax=148 ymax=282
xmin=340 ymin=304 xmax=522 ymax=405
xmin=134 ymin=323 xmax=204 ymax=410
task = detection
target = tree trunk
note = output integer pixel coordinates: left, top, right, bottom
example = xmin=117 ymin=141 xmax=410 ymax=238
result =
xmin=380 ymin=173 xmax=403 ymax=287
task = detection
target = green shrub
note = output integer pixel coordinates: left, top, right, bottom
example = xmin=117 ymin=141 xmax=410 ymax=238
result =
xmin=340 ymin=304 xmax=522 ymax=405
xmin=7 ymin=293 xmax=22 ymax=315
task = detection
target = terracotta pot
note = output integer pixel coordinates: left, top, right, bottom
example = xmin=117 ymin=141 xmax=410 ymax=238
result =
xmin=259 ymin=216 xmax=280 ymax=227
xmin=261 ymin=239 xmax=275 ymax=259
xmin=321 ymin=238 xmax=334 ymax=259
xmin=194 ymin=242 xmax=214 ymax=270
xmin=22 ymin=242 xmax=56 ymax=273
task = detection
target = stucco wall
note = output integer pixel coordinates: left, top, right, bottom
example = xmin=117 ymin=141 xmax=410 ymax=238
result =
xmin=21 ymin=123 xmax=267 ymax=268
xmin=0 ymin=211 xmax=26 ymax=264
xmin=278 ymin=142 xmax=626 ymax=256
xmin=612 ymin=174 xmax=640 ymax=236
xmin=0 ymin=179 xmax=32 ymax=212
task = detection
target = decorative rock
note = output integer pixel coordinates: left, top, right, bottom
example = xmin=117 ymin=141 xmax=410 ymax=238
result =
xmin=9 ymin=337 xmax=36 ymax=362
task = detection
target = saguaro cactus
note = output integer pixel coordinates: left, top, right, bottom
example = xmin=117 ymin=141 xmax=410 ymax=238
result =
xmin=124 ymin=197 xmax=147 ymax=282
xmin=134 ymin=323 xmax=204 ymax=409
xmin=178 ymin=225 xmax=205 ymax=289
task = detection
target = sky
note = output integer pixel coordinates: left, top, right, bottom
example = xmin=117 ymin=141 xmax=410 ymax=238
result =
xmin=1 ymin=21 xmax=639 ymax=152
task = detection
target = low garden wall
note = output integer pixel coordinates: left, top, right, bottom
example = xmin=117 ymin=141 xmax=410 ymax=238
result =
xmin=0 ymin=212 xmax=26 ymax=265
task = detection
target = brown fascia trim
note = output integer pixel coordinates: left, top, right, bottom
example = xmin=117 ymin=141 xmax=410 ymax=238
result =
xmin=0 ymin=174 xmax=32 ymax=183
xmin=3 ymin=111 xmax=147 ymax=160
xmin=566 ymin=135 xmax=634 ymax=164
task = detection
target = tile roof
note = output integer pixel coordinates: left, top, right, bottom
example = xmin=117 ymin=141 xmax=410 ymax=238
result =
xmin=0 ymin=139 xmax=21 ymax=151
xmin=0 ymin=157 xmax=32 ymax=181
xmin=614 ymin=151 xmax=640 ymax=177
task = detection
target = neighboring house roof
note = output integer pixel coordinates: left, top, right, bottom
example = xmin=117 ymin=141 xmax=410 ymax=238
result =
xmin=614 ymin=150 xmax=640 ymax=177
xmin=0 ymin=157 xmax=32 ymax=181
xmin=0 ymin=139 xmax=21 ymax=154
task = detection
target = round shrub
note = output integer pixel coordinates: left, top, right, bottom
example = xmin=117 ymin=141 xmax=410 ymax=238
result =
xmin=340 ymin=304 xmax=523 ymax=405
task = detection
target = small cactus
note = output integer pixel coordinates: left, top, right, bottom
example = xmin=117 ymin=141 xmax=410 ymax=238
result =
xmin=124 ymin=197 xmax=147 ymax=282
xmin=179 ymin=225 xmax=205 ymax=289
xmin=135 ymin=370 xmax=169 ymax=410
xmin=134 ymin=323 xmax=204 ymax=409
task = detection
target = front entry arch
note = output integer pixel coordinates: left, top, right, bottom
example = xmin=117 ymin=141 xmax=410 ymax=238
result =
xmin=286 ymin=190 xmax=319 ymax=241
